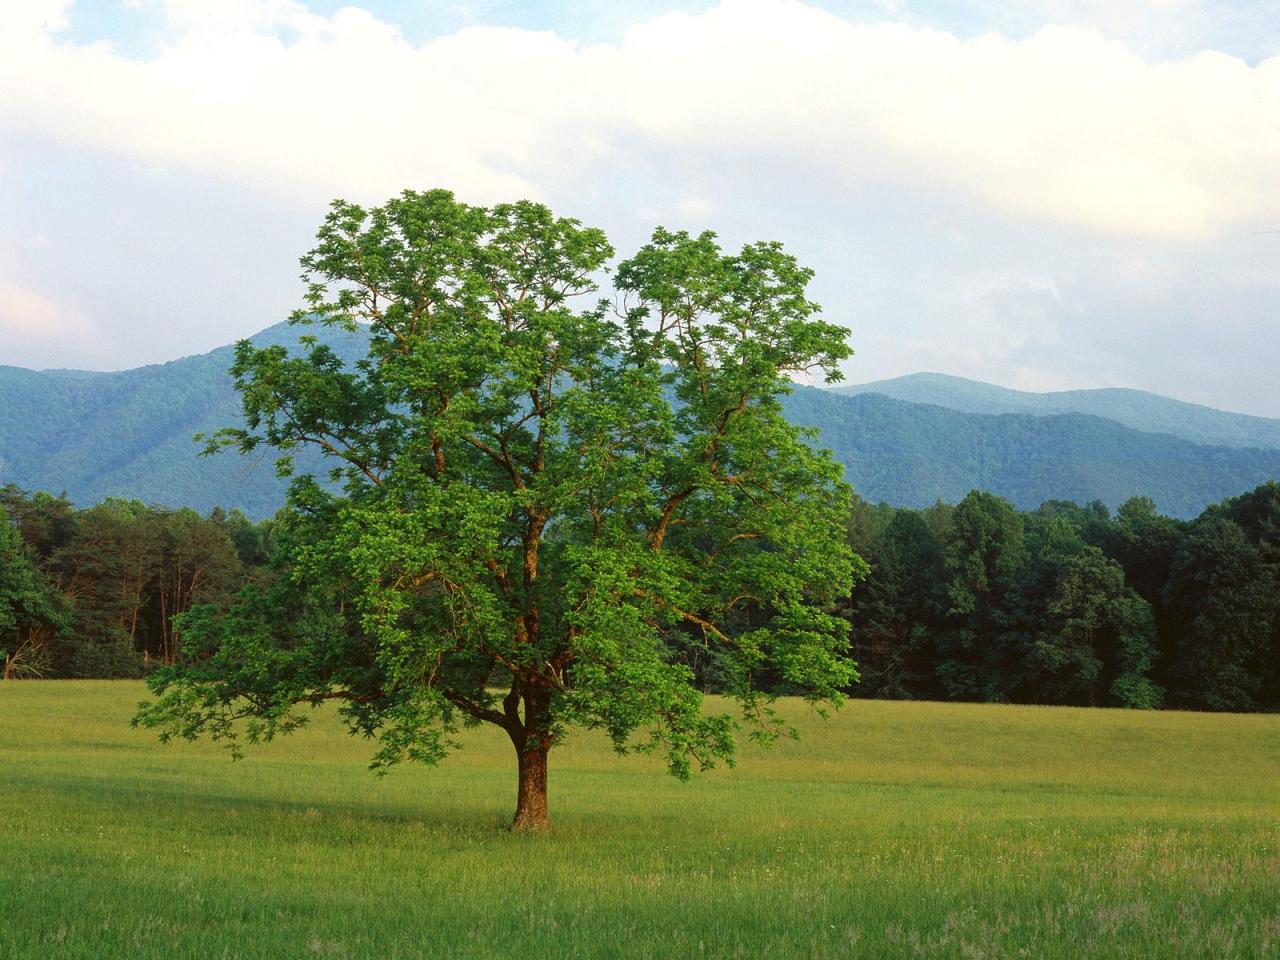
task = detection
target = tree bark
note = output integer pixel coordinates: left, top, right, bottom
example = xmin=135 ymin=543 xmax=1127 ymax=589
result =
xmin=511 ymin=739 xmax=550 ymax=831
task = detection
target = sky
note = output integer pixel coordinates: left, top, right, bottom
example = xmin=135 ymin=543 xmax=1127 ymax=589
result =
xmin=1 ymin=1 xmax=1279 ymax=415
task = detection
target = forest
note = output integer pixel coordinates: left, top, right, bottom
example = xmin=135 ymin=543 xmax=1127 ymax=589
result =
xmin=3 ymin=480 xmax=1278 ymax=712
xmin=0 ymin=486 xmax=269 ymax=680
xmin=844 ymin=482 xmax=1280 ymax=712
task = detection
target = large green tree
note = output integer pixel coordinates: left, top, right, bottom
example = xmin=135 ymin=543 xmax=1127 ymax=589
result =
xmin=135 ymin=189 xmax=863 ymax=830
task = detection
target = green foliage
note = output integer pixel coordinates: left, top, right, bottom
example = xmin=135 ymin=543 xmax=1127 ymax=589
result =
xmin=10 ymin=465 xmax=1278 ymax=715
xmin=1164 ymin=518 xmax=1276 ymax=711
xmin=0 ymin=486 xmax=256 ymax=678
xmin=135 ymin=190 xmax=862 ymax=827
xmin=1214 ymin=482 xmax=1280 ymax=560
xmin=0 ymin=503 xmax=62 ymax=678
xmin=845 ymin=502 xmax=947 ymax=699
xmin=1037 ymin=546 xmax=1160 ymax=708
xmin=935 ymin=491 xmax=1028 ymax=701
xmin=843 ymin=482 xmax=1280 ymax=712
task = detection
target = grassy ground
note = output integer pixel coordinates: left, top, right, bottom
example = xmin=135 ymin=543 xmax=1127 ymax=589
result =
xmin=1 ymin=682 xmax=1278 ymax=959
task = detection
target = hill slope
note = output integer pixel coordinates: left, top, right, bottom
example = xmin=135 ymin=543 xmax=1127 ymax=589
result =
xmin=2 ymin=326 xmax=1277 ymax=518
xmin=783 ymin=388 xmax=1280 ymax=517
xmin=831 ymin=372 xmax=1280 ymax=450
xmin=0 ymin=323 xmax=367 ymax=518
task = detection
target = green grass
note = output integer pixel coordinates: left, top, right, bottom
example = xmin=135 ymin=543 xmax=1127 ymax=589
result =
xmin=2 ymin=683 xmax=1279 ymax=958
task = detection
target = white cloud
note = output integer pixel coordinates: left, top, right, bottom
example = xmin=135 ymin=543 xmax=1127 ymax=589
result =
xmin=1 ymin=0 xmax=1278 ymax=239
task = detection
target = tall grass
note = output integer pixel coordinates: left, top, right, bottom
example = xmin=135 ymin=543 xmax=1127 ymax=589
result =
xmin=2 ymin=682 xmax=1277 ymax=958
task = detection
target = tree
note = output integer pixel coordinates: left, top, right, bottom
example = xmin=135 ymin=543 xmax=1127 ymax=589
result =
xmin=1163 ymin=517 xmax=1274 ymax=710
xmin=1098 ymin=497 xmax=1186 ymax=684
xmin=936 ymin=491 xmax=1028 ymax=701
xmin=1213 ymin=482 xmax=1280 ymax=565
xmin=1212 ymin=483 xmax=1280 ymax=706
xmin=51 ymin=499 xmax=158 ymax=678
xmin=845 ymin=506 xmax=946 ymax=699
xmin=151 ymin=508 xmax=243 ymax=664
xmin=0 ymin=505 xmax=62 ymax=679
xmin=1032 ymin=545 xmax=1160 ymax=708
xmin=135 ymin=189 xmax=863 ymax=830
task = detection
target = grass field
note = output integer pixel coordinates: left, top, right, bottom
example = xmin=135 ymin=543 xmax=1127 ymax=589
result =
xmin=2 ymin=682 xmax=1278 ymax=959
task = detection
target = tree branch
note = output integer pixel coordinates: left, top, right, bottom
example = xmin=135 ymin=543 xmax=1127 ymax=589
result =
xmin=442 ymin=690 xmax=508 ymax=728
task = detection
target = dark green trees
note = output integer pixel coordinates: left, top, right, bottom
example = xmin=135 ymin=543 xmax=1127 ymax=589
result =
xmin=846 ymin=504 xmax=946 ymax=699
xmin=1037 ymin=546 xmax=1159 ymax=708
xmin=9 ymin=476 xmax=1278 ymax=715
xmin=55 ymin=500 xmax=162 ymax=676
xmin=0 ymin=504 xmax=61 ymax=679
xmin=937 ymin=491 xmax=1028 ymax=701
xmin=1164 ymin=518 xmax=1274 ymax=710
xmin=842 ymin=483 xmax=1280 ymax=711
xmin=134 ymin=190 xmax=862 ymax=830
xmin=1212 ymin=483 xmax=1280 ymax=706
xmin=0 ymin=487 xmax=252 ymax=678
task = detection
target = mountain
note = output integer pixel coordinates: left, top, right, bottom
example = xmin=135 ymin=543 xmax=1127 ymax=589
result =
xmin=831 ymin=372 xmax=1280 ymax=450
xmin=782 ymin=389 xmax=1280 ymax=518
xmin=1 ymin=326 xmax=1277 ymax=519
xmin=0 ymin=323 xmax=368 ymax=519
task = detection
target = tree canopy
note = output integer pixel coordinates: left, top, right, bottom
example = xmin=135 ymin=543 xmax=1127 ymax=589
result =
xmin=134 ymin=189 xmax=863 ymax=830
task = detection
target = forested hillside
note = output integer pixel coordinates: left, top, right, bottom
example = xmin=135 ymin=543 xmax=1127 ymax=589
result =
xmin=833 ymin=372 xmax=1280 ymax=449
xmin=0 ymin=323 xmax=366 ymax=517
xmin=783 ymin=389 xmax=1280 ymax=518
xmin=2 ymin=325 xmax=1278 ymax=519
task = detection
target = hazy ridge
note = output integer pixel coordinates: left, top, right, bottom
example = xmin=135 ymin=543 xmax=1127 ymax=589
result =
xmin=832 ymin=372 xmax=1280 ymax=450
xmin=2 ymin=325 xmax=1278 ymax=519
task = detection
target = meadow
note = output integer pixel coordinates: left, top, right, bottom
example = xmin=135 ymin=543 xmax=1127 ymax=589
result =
xmin=2 ymin=682 xmax=1278 ymax=959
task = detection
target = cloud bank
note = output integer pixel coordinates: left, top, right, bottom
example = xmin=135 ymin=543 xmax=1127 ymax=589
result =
xmin=6 ymin=0 xmax=1279 ymax=237
xmin=1 ymin=0 xmax=1278 ymax=414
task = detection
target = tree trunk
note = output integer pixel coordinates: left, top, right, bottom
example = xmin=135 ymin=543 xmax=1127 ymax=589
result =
xmin=511 ymin=740 xmax=550 ymax=832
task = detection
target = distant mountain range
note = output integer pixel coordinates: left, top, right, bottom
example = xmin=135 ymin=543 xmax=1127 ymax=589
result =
xmin=0 ymin=323 xmax=367 ymax=519
xmin=1 ymin=326 xmax=1277 ymax=519
xmin=832 ymin=372 xmax=1280 ymax=450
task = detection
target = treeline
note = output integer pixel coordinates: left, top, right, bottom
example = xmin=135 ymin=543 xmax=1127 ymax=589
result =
xmin=844 ymin=482 xmax=1280 ymax=711
xmin=3 ymin=481 xmax=1278 ymax=711
xmin=0 ymin=486 xmax=272 ymax=679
